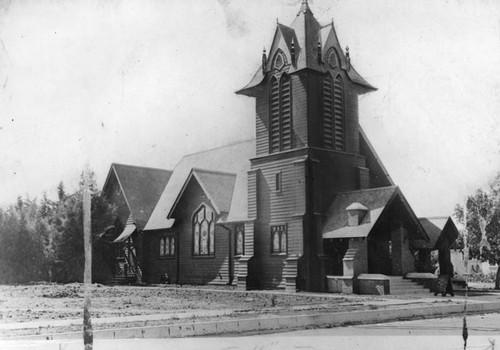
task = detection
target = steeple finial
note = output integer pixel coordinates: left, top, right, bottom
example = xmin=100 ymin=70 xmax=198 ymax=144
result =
xmin=345 ymin=46 xmax=351 ymax=71
xmin=262 ymin=47 xmax=267 ymax=75
xmin=297 ymin=0 xmax=312 ymax=15
xmin=317 ymin=38 xmax=322 ymax=64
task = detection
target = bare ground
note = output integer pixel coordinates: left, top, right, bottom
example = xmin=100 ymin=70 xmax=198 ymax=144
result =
xmin=0 ymin=282 xmax=470 ymax=338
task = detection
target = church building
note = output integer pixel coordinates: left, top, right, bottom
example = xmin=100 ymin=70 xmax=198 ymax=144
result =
xmin=102 ymin=1 xmax=458 ymax=294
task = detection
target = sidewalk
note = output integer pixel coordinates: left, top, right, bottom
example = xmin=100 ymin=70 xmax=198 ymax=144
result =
xmin=3 ymin=290 xmax=500 ymax=341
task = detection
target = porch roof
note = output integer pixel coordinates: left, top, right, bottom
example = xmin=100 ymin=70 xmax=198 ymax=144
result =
xmin=322 ymin=186 xmax=427 ymax=241
xmin=413 ymin=216 xmax=459 ymax=250
xmin=322 ymin=186 xmax=397 ymax=239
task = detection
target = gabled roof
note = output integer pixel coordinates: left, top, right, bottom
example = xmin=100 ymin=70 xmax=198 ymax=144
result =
xmin=168 ymin=168 xmax=237 ymax=218
xmin=102 ymin=163 xmax=172 ymax=230
xmin=322 ymin=186 xmax=398 ymax=239
xmin=359 ymin=126 xmax=394 ymax=187
xmin=145 ymin=139 xmax=255 ymax=231
xmin=413 ymin=217 xmax=459 ymax=250
xmin=237 ymin=2 xmax=375 ymax=96
xmin=322 ymin=186 xmax=428 ymax=241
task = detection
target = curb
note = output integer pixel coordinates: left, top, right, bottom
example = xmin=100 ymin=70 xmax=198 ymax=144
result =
xmin=9 ymin=301 xmax=500 ymax=340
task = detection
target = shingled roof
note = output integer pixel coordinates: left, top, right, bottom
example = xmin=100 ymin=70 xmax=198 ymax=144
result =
xmin=103 ymin=163 xmax=172 ymax=230
xmin=145 ymin=139 xmax=255 ymax=231
xmin=413 ymin=217 xmax=459 ymax=250
xmin=169 ymin=168 xmax=237 ymax=219
xmin=323 ymin=186 xmax=428 ymax=240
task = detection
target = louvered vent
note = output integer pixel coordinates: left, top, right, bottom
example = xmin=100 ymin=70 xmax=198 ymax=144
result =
xmin=280 ymin=75 xmax=292 ymax=151
xmin=333 ymin=75 xmax=345 ymax=151
xmin=270 ymin=77 xmax=280 ymax=153
xmin=323 ymin=75 xmax=334 ymax=149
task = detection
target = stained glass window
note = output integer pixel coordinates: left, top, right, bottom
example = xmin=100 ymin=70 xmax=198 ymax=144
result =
xmin=193 ymin=204 xmax=215 ymax=255
xmin=235 ymin=224 xmax=244 ymax=255
xmin=271 ymin=224 xmax=287 ymax=254
xmin=159 ymin=234 xmax=175 ymax=257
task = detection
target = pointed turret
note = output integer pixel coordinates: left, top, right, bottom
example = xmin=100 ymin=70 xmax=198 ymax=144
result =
xmin=237 ymin=2 xmax=375 ymax=96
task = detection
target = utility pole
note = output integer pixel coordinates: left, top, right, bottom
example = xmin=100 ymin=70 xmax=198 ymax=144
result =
xmin=83 ymin=169 xmax=93 ymax=350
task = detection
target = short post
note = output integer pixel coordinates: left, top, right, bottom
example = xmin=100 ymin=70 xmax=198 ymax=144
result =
xmin=83 ymin=169 xmax=93 ymax=349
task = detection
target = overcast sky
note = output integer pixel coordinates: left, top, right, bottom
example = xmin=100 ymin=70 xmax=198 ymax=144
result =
xmin=0 ymin=0 xmax=499 ymax=218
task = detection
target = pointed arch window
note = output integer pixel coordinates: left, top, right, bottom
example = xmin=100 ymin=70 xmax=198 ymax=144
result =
xmin=235 ymin=224 xmax=244 ymax=256
xmin=323 ymin=74 xmax=345 ymax=151
xmin=269 ymin=74 xmax=293 ymax=153
xmin=192 ymin=204 xmax=215 ymax=256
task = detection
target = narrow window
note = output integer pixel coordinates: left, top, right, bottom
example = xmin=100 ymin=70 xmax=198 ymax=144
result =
xmin=271 ymin=224 xmax=288 ymax=254
xmin=270 ymin=76 xmax=280 ymax=153
xmin=280 ymin=74 xmax=292 ymax=151
xmin=193 ymin=204 xmax=215 ymax=256
xmin=269 ymin=71 xmax=293 ymax=153
xmin=323 ymin=74 xmax=334 ymax=149
xmin=159 ymin=234 xmax=175 ymax=257
xmin=235 ymin=224 xmax=245 ymax=256
xmin=333 ymin=75 xmax=345 ymax=151
xmin=275 ymin=172 xmax=282 ymax=192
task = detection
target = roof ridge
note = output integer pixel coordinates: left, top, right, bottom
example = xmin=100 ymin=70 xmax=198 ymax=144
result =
xmin=418 ymin=216 xmax=449 ymax=220
xmin=337 ymin=185 xmax=398 ymax=196
xmin=192 ymin=168 xmax=237 ymax=177
xmin=182 ymin=138 xmax=255 ymax=159
xmin=112 ymin=163 xmax=173 ymax=173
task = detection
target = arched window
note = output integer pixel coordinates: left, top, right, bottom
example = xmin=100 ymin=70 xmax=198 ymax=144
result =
xmin=333 ymin=75 xmax=345 ymax=151
xmin=323 ymin=73 xmax=345 ymax=151
xmin=269 ymin=73 xmax=293 ymax=153
xmin=235 ymin=224 xmax=244 ymax=255
xmin=192 ymin=204 xmax=215 ymax=256
xmin=271 ymin=224 xmax=287 ymax=254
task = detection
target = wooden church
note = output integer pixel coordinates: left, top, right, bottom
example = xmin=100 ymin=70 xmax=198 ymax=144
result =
xmin=102 ymin=1 xmax=458 ymax=294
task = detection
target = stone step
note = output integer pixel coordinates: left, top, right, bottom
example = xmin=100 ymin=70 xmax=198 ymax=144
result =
xmin=389 ymin=276 xmax=431 ymax=295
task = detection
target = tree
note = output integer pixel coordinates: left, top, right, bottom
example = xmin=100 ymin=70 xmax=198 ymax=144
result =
xmin=51 ymin=170 xmax=116 ymax=283
xmin=454 ymin=175 xmax=500 ymax=289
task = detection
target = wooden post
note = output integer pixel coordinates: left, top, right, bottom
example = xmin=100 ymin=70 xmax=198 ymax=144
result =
xmin=83 ymin=169 xmax=93 ymax=350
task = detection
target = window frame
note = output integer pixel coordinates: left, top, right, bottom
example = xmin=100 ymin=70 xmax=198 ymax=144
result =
xmin=192 ymin=203 xmax=216 ymax=257
xmin=270 ymin=224 xmax=288 ymax=255
xmin=159 ymin=233 xmax=176 ymax=258
xmin=234 ymin=224 xmax=245 ymax=256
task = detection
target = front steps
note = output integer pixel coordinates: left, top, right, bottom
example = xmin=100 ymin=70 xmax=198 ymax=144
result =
xmin=388 ymin=276 xmax=431 ymax=295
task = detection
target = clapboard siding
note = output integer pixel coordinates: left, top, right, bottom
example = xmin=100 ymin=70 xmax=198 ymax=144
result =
xmin=292 ymin=74 xmax=308 ymax=149
xmin=311 ymin=149 xmax=367 ymax=213
xmin=256 ymin=81 xmax=269 ymax=156
xmin=247 ymin=170 xmax=258 ymax=220
xmin=142 ymin=229 xmax=177 ymax=284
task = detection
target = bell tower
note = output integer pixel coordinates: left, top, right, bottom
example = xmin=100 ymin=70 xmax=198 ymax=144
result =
xmin=237 ymin=1 xmax=386 ymax=292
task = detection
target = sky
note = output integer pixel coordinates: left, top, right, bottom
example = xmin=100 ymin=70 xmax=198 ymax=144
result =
xmin=0 ymin=0 xmax=499 ymax=218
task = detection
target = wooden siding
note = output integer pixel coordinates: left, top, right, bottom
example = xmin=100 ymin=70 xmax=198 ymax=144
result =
xmin=144 ymin=230 xmax=177 ymax=284
xmin=250 ymin=155 xmax=307 ymax=289
xmin=247 ymin=170 xmax=258 ymax=220
xmin=144 ymin=177 xmax=232 ymax=285
xmin=292 ymin=74 xmax=308 ymax=149
xmin=256 ymin=80 xmax=269 ymax=156
xmin=310 ymin=149 xmax=367 ymax=214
